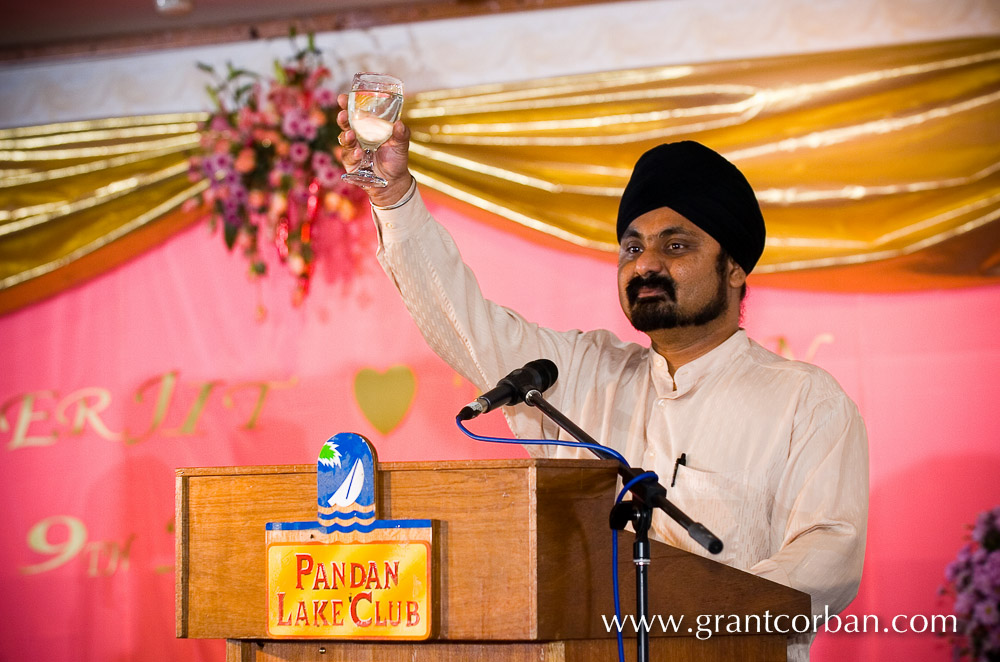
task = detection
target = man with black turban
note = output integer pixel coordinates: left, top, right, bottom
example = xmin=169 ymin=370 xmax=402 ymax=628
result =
xmin=338 ymin=101 xmax=868 ymax=662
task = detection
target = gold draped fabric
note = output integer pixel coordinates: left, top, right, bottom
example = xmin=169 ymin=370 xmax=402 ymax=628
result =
xmin=405 ymin=36 xmax=1000 ymax=291
xmin=1 ymin=37 xmax=998 ymax=315
xmin=0 ymin=114 xmax=207 ymax=315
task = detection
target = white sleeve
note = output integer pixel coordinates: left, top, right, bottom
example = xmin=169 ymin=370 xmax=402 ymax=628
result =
xmin=371 ymin=188 xmax=594 ymax=452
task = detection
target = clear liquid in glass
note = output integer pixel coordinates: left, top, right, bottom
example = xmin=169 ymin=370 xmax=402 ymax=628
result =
xmin=341 ymin=73 xmax=404 ymax=188
xmin=349 ymin=91 xmax=403 ymax=151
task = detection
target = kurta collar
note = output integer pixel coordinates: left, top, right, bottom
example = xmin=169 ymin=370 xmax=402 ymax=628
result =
xmin=649 ymin=329 xmax=749 ymax=398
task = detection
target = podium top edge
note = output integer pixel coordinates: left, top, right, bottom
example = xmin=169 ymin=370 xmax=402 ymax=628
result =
xmin=175 ymin=457 xmax=620 ymax=477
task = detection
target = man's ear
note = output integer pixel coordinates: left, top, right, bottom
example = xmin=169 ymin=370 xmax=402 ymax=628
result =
xmin=728 ymin=258 xmax=747 ymax=289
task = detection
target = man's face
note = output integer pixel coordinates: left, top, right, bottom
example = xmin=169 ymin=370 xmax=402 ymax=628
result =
xmin=617 ymin=208 xmax=735 ymax=333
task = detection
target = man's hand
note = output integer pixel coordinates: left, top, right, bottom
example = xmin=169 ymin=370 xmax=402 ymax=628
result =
xmin=337 ymin=93 xmax=413 ymax=207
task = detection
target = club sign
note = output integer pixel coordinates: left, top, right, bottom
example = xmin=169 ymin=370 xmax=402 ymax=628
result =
xmin=266 ymin=433 xmax=432 ymax=639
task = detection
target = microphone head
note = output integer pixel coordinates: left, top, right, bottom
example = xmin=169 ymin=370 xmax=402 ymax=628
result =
xmin=498 ymin=359 xmax=559 ymax=407
xmin=523 ymin=358 xmax=558 ymax=392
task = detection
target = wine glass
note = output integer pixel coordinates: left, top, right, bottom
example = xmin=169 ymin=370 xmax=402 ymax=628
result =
xmin=341 ymin=72 xmax=404 ymax=188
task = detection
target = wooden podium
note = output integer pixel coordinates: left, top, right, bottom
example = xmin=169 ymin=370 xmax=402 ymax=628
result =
xmin=176 ymin=459 xmax=809 ymax=661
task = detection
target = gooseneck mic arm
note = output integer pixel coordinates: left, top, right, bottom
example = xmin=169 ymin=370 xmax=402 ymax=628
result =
xmin=457 ymin=359 xmax=722 ymax=662
xmin=454 ymin=358 xmax=722 ymax=553
xmin=523 ymin=389 xmax=723 ymax=555
xmin=522 ymin=387 xmax=722 ymax=662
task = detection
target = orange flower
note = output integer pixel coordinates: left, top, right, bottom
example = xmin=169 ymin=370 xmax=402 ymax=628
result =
xmin=323 ymin=191 xmax=343 ymax=213
xmin=269 ymin=193 xmax=288 ymax=218
xmin=338 ymin=198 xmax=357 ymax=220
xmin=248 ymin=190 xmax=267 ymax=210
xmin=235 ymin=148 xmax=256 ymax=173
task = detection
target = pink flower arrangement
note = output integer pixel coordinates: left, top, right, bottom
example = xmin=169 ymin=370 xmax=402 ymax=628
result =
xmin=944 ymin=506 xmax=1000 ymax=661
xmin=188 ymin=32 xmax=368 ymax=304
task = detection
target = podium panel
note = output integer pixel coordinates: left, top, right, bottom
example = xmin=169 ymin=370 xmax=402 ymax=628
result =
xmin=226 ymin=636 xmax=787 ymax=662
xmin=177 ymin=459 xmax=808 ymax=659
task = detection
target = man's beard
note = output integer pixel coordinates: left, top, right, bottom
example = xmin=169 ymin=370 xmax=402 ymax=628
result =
xmin=625 ymin=256 xmax=729 ymax=332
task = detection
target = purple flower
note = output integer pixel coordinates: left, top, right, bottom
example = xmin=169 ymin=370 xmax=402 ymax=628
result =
xmin=281 ymin=109 xmax=317 ymax=141
xmin=230 ymin=185 xmax=249 ymax=206
xmin=312 ymin=150 xmax=332 ymax=171
xmin=988 ymin=625 xmax=1000 ymax=650
xmin=209 ymin=114 xmax=231 ymax=132
xmin=971 ymin=572 xmax=993 ymax=598
xmin=203 ymin=153 xmax=234 ymax=180
xmin=987 ymin=552 xmax=1000 ymax=578
xmin=947 ymin=557 xmax=965 ymax=583
xmin=222 ymin=169 xmax=241 ymax=187
xmin=974 ymin=515 xmax=992 ymax=544
xmin=954 ymin=588 xmax=977 ymax=617
xmin=274 ymin=158 xmax=294 ymax=174
xmin=974 ymin=600 xmax=999 ymax=627
xmin=314 ymin=88 xmax=336 ymax=108
xmin=222 ymin=209 xmax=242 ymax=228
xmin=281 ymin=109 xmax=304 ymax=136
xmin=289 ymin=142 xmax=310 ymax=164
xmin=315 ymin=164 xmax=340 ymax=188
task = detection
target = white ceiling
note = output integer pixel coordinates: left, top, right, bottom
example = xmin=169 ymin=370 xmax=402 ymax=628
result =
xmin=1 ymin=0 xmax=437 ymax=49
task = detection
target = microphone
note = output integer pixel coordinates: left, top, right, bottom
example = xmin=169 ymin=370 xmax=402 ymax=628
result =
xmin=457 ymin=359 xmax=558 ymax=421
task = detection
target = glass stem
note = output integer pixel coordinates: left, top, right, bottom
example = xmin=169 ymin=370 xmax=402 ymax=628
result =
xmin=360 ymin=149 xmax=375 ymax=171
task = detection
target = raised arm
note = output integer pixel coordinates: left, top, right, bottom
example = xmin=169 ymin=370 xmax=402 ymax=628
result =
xmin=336 ymin=94 xmax=594 ymax=437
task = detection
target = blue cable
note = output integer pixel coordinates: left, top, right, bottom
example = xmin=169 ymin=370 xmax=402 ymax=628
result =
xmin=454 ymin=416 xmax=657 ymax=662
xmin=454 ymin=417 xmax=630 ymax=466
xmin=612 ymin=471 xmax=659 ymax=662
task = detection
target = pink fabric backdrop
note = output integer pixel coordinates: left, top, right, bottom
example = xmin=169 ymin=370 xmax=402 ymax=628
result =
xmin=1 ymin=198 xmax=998 ymax=661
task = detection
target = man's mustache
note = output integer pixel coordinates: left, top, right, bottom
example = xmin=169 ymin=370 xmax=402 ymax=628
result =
xmin=626 ymin=274 xmax=676 ymax=305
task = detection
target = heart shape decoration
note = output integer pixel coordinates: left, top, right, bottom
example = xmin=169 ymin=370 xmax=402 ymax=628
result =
xmin=353 ymin=365 xmax=417 ymax=435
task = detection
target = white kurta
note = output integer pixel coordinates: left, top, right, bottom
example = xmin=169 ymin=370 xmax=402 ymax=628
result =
xmin=373 ymin=188 xmax=868 ymax=660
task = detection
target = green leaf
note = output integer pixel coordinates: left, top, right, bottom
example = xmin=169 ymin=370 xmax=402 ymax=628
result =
xmin=273 ymin=59 xmax=287 ymax=85
xmin=223 ymin=222 xmax=239 ymax=250
xmin=234 ymin=83 xmax=255 ymax=103
xmin=205 ymin=85 xmax=221 ymax=110
xmin=196 ymin=61 xmax=215 ymax=74
xmin=229 ymin=68 xmax=255 ymax=81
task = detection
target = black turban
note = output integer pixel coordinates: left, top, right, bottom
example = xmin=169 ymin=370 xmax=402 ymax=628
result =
xmin=616 ymin=141 xmax=766 ymax=274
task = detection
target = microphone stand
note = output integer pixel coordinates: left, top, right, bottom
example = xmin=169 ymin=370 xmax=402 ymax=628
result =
xmin=523 ymin=389 xmax=723 ymax=662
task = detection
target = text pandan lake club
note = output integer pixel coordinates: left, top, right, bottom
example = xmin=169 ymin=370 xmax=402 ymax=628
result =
xmin=267 ymin=542 xmax=431 ymax=638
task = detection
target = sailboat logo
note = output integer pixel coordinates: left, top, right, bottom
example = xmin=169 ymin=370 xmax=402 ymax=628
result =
xmin=264 ymin=432 xmax=434 ymax=640
xmin=316 ymin=433 xmax=376 ymax=530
